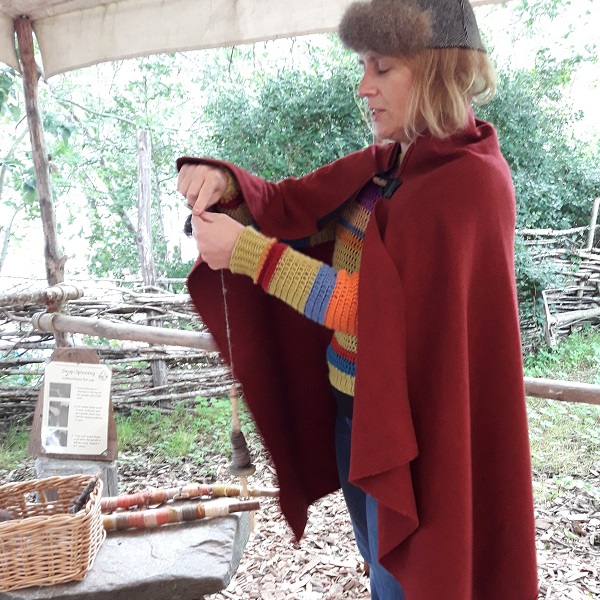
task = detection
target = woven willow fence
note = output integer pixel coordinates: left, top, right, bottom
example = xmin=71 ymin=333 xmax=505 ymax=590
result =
xmin=520 ymin=216 xmax=600 ymax=347
xmin=1 ymin=213 xmax=599 ymax=421
xmin=0 ymin=282 xmax=233 ymax=422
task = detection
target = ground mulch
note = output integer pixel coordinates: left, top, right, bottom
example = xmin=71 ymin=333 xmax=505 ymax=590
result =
xmin=1 ymin=448 xmax=598 ymax=599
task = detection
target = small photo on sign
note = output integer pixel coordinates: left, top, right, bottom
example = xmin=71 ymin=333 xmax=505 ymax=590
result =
xmin=45 ymin=428 xmax=68 ymax=448
xmin=49 ymin=382 xmax=72 ymax=399
xmin=48 ymin=400 xmax=69 ymax=428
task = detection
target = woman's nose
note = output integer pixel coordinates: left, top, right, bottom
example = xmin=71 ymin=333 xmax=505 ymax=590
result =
xmin=358 ymin=73 xmax=375 ymax=98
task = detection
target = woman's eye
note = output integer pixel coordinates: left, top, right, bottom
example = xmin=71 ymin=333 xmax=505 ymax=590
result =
xmin=376 ymin=63 xmax=390 ymax=74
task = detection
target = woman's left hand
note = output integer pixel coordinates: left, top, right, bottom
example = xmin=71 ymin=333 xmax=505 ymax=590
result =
xmin=191 ymin=212 xmax=244 ymax=270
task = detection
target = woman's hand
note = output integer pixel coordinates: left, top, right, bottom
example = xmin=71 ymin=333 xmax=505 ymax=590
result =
xmin=191 ymin=212 xmax=244 ymax=270
xmin=178 ymin=164 xmax=228 ymax=215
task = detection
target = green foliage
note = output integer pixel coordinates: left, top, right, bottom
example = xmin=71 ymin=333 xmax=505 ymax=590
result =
xmin=0 ymin=425 xmax=29 ymax=471
xmin=201 ymin=37 xmax=371 ymax=180
xmin=476 ymin=50 xmax=599 ymax=230
xmin=35 ymin=55 xmax=193 ymax=278
xmin=474 ymin=0 xmax=600 ymax=335
xmin=0 ymin=68 xmax=21 ymax=121
xmin=116 ymin=397 xmax=250 ymax=462
xmin=0 ymin=72 xmax=38 ymax=223
xmin=515 ymin=0 xmax=582 ymax=31
xmin=524 ymin=328 xmax=600 ymax=383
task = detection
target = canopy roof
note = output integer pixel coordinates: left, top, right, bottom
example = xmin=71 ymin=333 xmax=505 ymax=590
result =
xmin=1 ymin=0 xmax=507 ymax=78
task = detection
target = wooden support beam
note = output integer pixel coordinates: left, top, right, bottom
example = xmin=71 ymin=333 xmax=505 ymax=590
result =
xmin=31 ymin=312 xmax=218 ymax=352
xmin=0 ymin=285 xmax=83 ymax=308
xmin=14 ymin=17 xmax=67 ymax=287
xmin=136 ymin=129 xmax=157 ymax=288
xmin=584 ymin=198 xmax=600 ymax=251
xmin=524 ymin=377 xmax=600 ymax=406
xmin=15 ymin=17 xmax=69 ymax=347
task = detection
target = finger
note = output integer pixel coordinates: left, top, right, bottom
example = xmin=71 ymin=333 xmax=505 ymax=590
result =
xmin=178 ymin=165 xmax=226 ymax=213
xmin=198 ymin=211 xmax=216 ymax=223
xmin=191 ymin=173 xmax=225 ymax=215
xmin=177 ymin=165 xmax=196 ymax=200
xmin=191 ymin=214 xmax=208 ymax=232
xmin=187 ymin=180 xmax=206 ymax=212
xmin=177 ymin=165 xmax=188 ymax=194
xmin=177 ymin=165 xmax=208 ymax=211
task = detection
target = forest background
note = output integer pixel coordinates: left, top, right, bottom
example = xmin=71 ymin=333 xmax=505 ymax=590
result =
xmin=0 ymin=0 xmax=599 ymax=333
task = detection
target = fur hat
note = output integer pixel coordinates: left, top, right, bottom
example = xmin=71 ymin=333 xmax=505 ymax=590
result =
xmin=338 ymin=0 xmax=486 ymax=56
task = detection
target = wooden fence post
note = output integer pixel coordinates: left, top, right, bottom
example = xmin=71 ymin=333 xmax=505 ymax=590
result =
xmin=585 ymin=198 xmax=599 ymax=251
xmin=136 ymin=129 xmax=168 ymax=389
xmin=577 ymin=197 xmax=600 ymax=299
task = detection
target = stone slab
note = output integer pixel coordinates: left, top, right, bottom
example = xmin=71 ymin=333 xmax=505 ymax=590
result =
xmin=0 ymin=511 xmax=250 ymax=600
xmin=34 ymin=457 xmax=119 ymax=497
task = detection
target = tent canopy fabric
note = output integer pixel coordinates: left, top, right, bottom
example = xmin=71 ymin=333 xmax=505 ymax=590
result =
xmin=0 ymin=0 xmax=506 ymax=78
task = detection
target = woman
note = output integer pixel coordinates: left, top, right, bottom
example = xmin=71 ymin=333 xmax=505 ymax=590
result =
xmin=177 ymin=1 xmax=538 ymax=598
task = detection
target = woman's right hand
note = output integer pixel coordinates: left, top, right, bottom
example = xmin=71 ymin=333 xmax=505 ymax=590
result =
xmin=178 ymin=163 xmax=229 ymax=215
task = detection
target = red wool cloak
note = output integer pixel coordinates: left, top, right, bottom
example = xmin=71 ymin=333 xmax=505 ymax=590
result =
xmin=180 ymin=116 xmax=538 ymax=600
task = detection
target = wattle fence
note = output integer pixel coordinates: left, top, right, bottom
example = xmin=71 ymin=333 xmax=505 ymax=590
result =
xmin=1 ymin=213 xmax=599 ymax=422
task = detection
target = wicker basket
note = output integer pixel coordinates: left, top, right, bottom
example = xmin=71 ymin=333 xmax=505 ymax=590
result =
xmin=0 ymin=474 xmax=105 ymax=592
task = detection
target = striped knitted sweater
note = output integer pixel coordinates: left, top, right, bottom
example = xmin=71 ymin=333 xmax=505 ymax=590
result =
xmin=227 ymin=179 xmax=383 ymax=397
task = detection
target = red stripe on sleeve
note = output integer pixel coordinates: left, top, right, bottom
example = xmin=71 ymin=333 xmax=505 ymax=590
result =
xmin=257 ymin=243 xmax=286 ymax=291
xmin=330 ymin=335 xmax=357 ymax=362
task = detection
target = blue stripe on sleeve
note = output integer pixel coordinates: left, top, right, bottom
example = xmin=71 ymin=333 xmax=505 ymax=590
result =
xmin=304 ymin=265 xmax=337 ymax=324
xmin=338 ymin=218 xmax=366 ymax=240
xmin=326 ymin=344 xmax=357 ymax=377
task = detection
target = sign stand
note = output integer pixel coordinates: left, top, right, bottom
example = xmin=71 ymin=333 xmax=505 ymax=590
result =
xmin=29 ymin=348 xmax=118 ymax=496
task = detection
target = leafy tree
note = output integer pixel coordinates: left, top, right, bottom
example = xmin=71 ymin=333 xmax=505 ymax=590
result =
xmin=476 ymin=51 xmax=599 ymax=231
xmin=475 ymin=0 xmax=600 ymax=338
xmin=0 ymin=68 xmax=40 ymax=274
xmin=475 ymin=50 xmax=600 ymax=336
xmin=0 ymin=68 xmax=21 ymax=120
xmin=199 ymin=38 xmax=371 ymax=180
xmin=46 ymin=55 xmax=193 ymax=279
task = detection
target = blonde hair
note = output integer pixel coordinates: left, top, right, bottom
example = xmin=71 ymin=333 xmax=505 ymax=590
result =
xmin=404 ymin=48 xmax=496 ymax=141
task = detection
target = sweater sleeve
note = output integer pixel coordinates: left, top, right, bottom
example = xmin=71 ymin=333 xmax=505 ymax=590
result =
xmin=230 ymin=226 xmax=358 ymax=336
xmin=176 ymin=143 xmax=399 ymax=240
xmin=212 ymin=172 xmax=254 ymax=226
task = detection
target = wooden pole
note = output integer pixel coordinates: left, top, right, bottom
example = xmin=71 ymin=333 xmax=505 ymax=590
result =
xmin=101 ymin=483 xmax=279 ymax=512
xmin=137 ymin=129 xmax=157 ymax=288
xmin=14 ymin=18 xmax=67 ymax=288
xmin=552 ymin=307 xmax=600 ymax=328
xmin=136 ymin=129 xmax=168 ymax=388
xmin=15 ymin=17 xmax=69 ymax=347
xmin=0 ymin=285 xmax=83 ymax=309
xmin=24 ymin=312 xmax=600 ymax=406
xmin=102 ymin=499 xmax=261 ymax=532
xmin=524 ymin=377 xmax=600 ymax=406
xmin=577 ymin=197 xmax=600 ymax=298
xmin=31 ymin=312 xmax=218 ymax=351
xmin=585 ymin=198 xmax=600 ymax=251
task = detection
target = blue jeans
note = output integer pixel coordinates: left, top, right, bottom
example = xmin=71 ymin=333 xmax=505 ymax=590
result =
xmin=335 ymin=413 xmax=406 ymax=600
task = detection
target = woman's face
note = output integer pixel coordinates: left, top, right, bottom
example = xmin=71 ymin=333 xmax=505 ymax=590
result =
xmin=358 ymin=52 xmax=415 ymax=143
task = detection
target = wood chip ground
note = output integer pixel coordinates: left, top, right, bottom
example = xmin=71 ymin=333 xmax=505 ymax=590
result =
xmin=2 ymin=451 xmax=598 ymax=599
